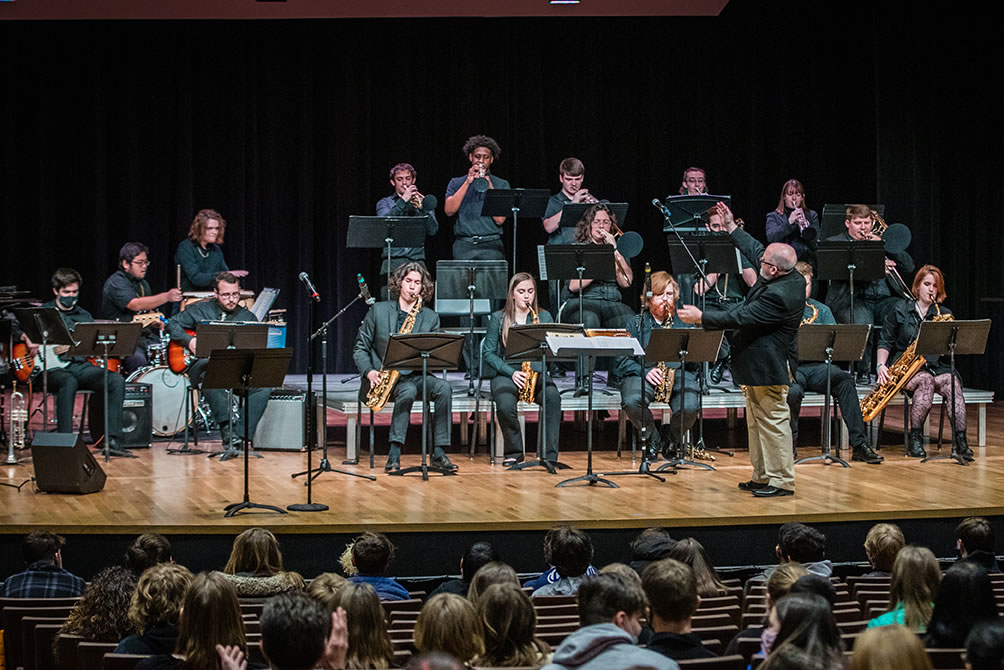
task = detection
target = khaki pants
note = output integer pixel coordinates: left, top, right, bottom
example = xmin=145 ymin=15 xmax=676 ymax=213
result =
xmin=743 ymin=384 xmax=796 ymax=492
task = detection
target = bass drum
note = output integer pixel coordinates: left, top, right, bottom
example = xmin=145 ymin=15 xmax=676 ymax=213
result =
xmin=127 ymin=366 xmax=198 ymax=437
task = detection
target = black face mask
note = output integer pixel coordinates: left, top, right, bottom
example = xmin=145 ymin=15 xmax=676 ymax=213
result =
xmin=58 ymin=295 xmax=78 ymax=310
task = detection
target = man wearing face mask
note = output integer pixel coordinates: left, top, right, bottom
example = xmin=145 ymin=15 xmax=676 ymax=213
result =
xmin=167 ymin=272 xmax=270 ymax=449
xmin=43 ymin=267 xmax=128 ymax=452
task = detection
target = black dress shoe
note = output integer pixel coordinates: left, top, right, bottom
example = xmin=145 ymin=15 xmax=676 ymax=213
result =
xmin=502 ymin=455 xmax=523 ymax=467
xmin=753 ymin=486 xmax=794 ymax=497
xmin=710 ymin=359 xmax=728 ymax=384
xmin=384 ymin=455 xmax=400 ymax=472
xmin=738 ymin=480 xmax=769 ymax=491
xmin=432 ymin=454 xmax=459 ymax=471
xmin=852 ymin=444 xmax=884 ymax=464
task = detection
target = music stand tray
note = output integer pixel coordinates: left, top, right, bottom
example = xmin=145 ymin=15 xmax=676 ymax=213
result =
xmin=347 ymin=215 xmax=429 ymax=277
xmin=194 ymin=323 xmax=268 ymax=358
xmin=383 ymin=332 xmax=464 ymax=480
xmin=203 ymin=348 xmax=292 ymax=516
xmin=815 ymin=241 xmax=885 ymax=282
xmin=667 ymin=234 xmax=743 ymax=277
xmin=482 ymin=189 xmax=551 ymax=218
xmin=662 ymin=195 xmax=730 ymax=229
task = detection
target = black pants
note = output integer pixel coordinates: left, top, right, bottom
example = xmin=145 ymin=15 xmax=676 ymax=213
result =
xmin=389 ymin=373 xmax=452 ymax=449
xmin=788 ymin=362 xmax=868 ymax=450
xmin=831 ymin=295 xmax=900 ymax=374
xmin=188 ymin=358 xmax=271 ymax=439
xmin=491 ymin=374 xmax=560 ymax=461
xmin=620 ymin=373 xmax=699 ymax=444
xmin=47 ymin=362 xmax=125 ymax=439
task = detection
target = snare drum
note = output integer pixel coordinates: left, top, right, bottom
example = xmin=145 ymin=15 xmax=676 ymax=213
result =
xmin=127 ymin=366 xmax=199 ymax=436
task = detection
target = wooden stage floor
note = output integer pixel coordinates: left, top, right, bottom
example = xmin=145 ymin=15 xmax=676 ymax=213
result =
xmin=3 ymin=402 xmax=1003 ymax=536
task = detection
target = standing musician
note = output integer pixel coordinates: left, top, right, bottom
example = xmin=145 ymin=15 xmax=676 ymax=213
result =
xmin=766 ymin=179 xmax=820 ymax=266
xmin=615 ymin=271 xmax=699 ymax=463
xmin=678 ymin=166 xmax=709 ymax=195
xmin=823 ymin=203 xmax=914 ymax=381
xmin=101 ymin=242 xmax=183 ymax=374
xmin=352 ymin=261 xmax=456 ymax=473
xmin=482 ymin=273 xmax=561 ymax=468
xmin=563 ymin=203 xmax=635 ymax=329
xmin=678 ymin=203 xmax=804 ymax=498
xmin=376 ymin=163 xmax=440 ymax=277
xmin=788 ymin=263 xmax=882 ymax=464
xmin=43 ymin=268 xmax=127 ymax=453
xmin=166 ymin=272 xmax=271 ymax=449
xmin=444 ymin=135 xmax=510 ymax=261
xmin=875 ymin=265 xmax=972 ymax=461
xmin=542 ymin=157 xmax=595 ymax=245
xmin=175 ymin=209 xmax=246 ymax=294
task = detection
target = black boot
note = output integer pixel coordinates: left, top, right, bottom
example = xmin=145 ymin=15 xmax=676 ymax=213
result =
xmin=906 ymin=428 xmax=926 ymax=458
xmin=710 ymin=358 xmax=729 ymax=384
xmin=953 ymin=431 xmax=974 ymax=462
xmin=641 ymin=428 xmax=662 ymax=465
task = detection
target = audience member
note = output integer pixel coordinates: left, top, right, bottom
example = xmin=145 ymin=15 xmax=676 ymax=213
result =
xmin=260 ymin=591 xmax=342 ymax=670
xmin=116 ymin=563 xmax=194 ymax=655
xmin=306 ymin=572 xmax=349 ymax=613
xmin=54 ymin=566 xmax=137 ymax=667
xmin=402 ymin=653 xmax=464 ymax=670
xmin=429 ymin=541 xmax=500 ymax=597
xmin=725 ymin=562 xmax=809 ymax=655
xmin=414 ymin=593 xmax=485 ymax=667
xmin=126 ymin=533 xmax=174 ymax=577
xmin=957 ymin=517 xmax=1000 ymax=573
xmin=851 ymin=624 xmax=932 ymax=670
xmin=626 ymin=527 xmax=677 ymax=577
xmin=525 ymin=527 xmax=598 ymax=591
xmin=337 ymin=582 xmax=395 ymax=669
xmin=221 ymin=528 xmax=303 ymax=598
xmin=787 ymin=574 xmax=836 ymax=607
xmin=0 ymin=531 xmax=85 ymax=597
xmin=542 ymin=573 xmax=677 ymax=670
xmin=774 ymin=523 xmax=831 ymax=578
xmin=467 ymin=562 xmax=520 ymax=608
xmin=925 ymin=561 xmax=999 ymax=649
xmin=862 ymin=523 xmax=905 ymax=577
xmin=532 ymin=526 xmax=594 ymax=597
xmin=867 ymin=545 xmax=940 ymax=632
xmin=668 ymin=538 xmax=729 ymax=598
xmin=760 ymin=593 xmax=843 ymax=670
xmin=966 ymin=619 xmax=1004 ymax=670
xmin=642 ymin=558 xmax=717 ymax=661
xmin=346 ymin=532 xmax=410 ymax=601
xmin=599 ymin=562 xmax=643 ymax=587
xmin=474 ymin=583 xmax=551 ymax=667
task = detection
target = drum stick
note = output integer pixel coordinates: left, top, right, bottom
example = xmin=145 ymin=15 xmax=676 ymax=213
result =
xmin=176 ymin=264 xmax=181 ymax=291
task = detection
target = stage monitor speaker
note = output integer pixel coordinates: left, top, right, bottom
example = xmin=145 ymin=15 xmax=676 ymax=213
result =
xmin=31 ymin=432 xmax=107 ymax=494
xmin=253 ymin=391 xmax=323 ymax=451
xmin=88 ymin=382 xmax=153 ymax=448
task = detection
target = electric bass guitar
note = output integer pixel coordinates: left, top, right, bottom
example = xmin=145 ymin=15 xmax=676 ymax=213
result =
xmin=166 ymin=329 xmax=197 ymax=373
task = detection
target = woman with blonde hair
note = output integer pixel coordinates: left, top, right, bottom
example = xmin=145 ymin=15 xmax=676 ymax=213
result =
xmin=306 ymin=572 xmax=349 ymax=612
xmin=851 ymin=624 xmax=931 ymax=670
xmin=467 ymin=562 xmax=519 ymax=608
xmin=668 ymin=538 xmax=729 ymax=598
xmin=338 ymin=582 xmax=395 ymax=669
xmin=414 ymin=594 xmax=485 ymax=666
xmin=474 ymin=584 xmax=550 ymax=668
xmin=867 ymin=545 xmax=940 ymax=631
xmin=115 ymin=563 xmax=194 ymax=655
xmin=221 ymin=528 xmax=303 ymax=598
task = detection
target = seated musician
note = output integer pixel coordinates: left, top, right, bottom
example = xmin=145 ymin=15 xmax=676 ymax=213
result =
xmin=43 ymin=268 xmax=128 ymax=455
xmin=562 ymin=203 xmax=635 ymax=329
xmin=765 ymin=179 xmax=820 ymax=266
xmin=875 ymin=265 xmax=972 ymax=461
xmin=615 ymin=271 xmax=699 ymax=463
xmin=166 ymin=272 xmax=271 ymax=449
xmin=482 ymin=273 xmax=561 ymax=468
xmin=788 ymin=263 xmax=882 ymax=464
xmin=352 ymin=261 xmax=456 ymax=473
xmin=101 ymin=242 xmax=183 ymax=374
xmin=175 ymin=209 xmax=247 ymax=293
xmin=375 ymin=163 xmax=439 ymax=279
xmin=823 ymin=204 xmax=914 ymax=382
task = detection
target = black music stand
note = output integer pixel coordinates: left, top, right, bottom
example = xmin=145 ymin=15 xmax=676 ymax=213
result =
xmin=203 ymin=348 xmax=292 ymax=517
xmin=347 ymin=215 xmax=428 ymax=280
xmin=436 ymin=260 xmax=508 ymax=396
xmin=548 ymin=333 xmax=645 ymax=488
xmin=13 ymin=307 xmax=75 ymax=431
xmin=661 ymin=194 xmax=730 ymax=229
xmin=916 ymin=319 xmax=991 ymax=466
xmin=794 ymin=324 xmax=871 ymax=468
xmin=482 ymin=189 xmax=550 ymax=273
xmin=503 ymin=323 xmax=582 ymax=474
xmin=384 ymin=332 xmax=464 ymax=481
xmin=68 ymin=322 xmax=142 ymax=461
xmin=820 ymin=204 xmax=885 ymax=240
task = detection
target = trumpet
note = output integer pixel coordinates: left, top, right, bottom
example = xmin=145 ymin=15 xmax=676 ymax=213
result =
xmin=7 ymin=381 xmax=27 ymax=464
xmin=578 ymin=190 xmax=600 ymax=204
xmin=473 ymin=164 xmax=490 ymax=193
xmin=409 ymin=191 xmax=425 ymax=209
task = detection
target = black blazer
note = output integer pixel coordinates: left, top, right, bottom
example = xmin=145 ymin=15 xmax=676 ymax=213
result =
xmin=352 ymin=300 xmax=440 ymax=387
xmin=701 ymin=228 xmax=804 ymax=386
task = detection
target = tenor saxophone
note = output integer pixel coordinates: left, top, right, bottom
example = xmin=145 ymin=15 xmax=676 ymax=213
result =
xmin=365 ymin=296 xmax=422 ymax=413
xmin=652 ymin=315 xmax=676 ymax=403
xmin=518 ymin=305 xmax=540 ymax=404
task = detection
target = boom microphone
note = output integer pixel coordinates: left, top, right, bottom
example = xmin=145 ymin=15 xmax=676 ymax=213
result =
xmin=357 ymin=274 xmax=376 ymax=305
xmin=651 ymin=199 xmax=672 ymax=217
xmin=298 ymin=272 xmax=320 ymax=302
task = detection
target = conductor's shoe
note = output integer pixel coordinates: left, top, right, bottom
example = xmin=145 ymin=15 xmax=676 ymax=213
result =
xmin=738 ymin=480 xmax=769 ymax=491
xmin=384 ymin=455 xmax=400 ymax=472
xmin=752 ymin=486 xmax=794 ymax=497
xmin=852 ymin=444 xmax=884 ymax=464
xmin=432 ymin=454 xmax=459 ymax=471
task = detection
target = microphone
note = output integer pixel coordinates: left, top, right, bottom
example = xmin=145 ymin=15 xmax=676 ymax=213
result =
xmin=357 ymin=274 xmax=376 ymax=305
xmin=298 ymin=272 xmax=320 ymax=302
xmin=651 ymin=198 xmax=672 ymax=218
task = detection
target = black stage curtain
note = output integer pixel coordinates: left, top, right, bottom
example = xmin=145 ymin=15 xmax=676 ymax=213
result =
xmin=2 ymin=1 xmax=1001 ymax=391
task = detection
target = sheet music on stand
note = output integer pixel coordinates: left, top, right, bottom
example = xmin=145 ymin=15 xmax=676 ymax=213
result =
xmin=250 ymin=288 xmax=280 ymax=321
xmin=545 ymin=333 xmax=644 ymax=358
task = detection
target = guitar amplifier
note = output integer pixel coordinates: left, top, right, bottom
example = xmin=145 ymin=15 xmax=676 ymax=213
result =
xmin=253 ymin=391 xmax=324 ymax=451
xmin=88 ymin=382 xmax=153 ymax=448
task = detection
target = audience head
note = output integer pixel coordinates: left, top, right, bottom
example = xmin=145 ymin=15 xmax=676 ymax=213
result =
xmin=467 ymin=561 xmax=519 ymax=608
xmin=460 ymin=541 xmax=501 ymax=583
xmin=475 ymin=583 xmax=549 ymax=667
xmin=414 ymin=593 xmax=485 ymax=663
xmin=403 ymin=653 xmax=464 ymax=670
xmin=926 ymin=561 xmax=998 ymax=649
xmin=966 ymin=619 xmax=1004 ymax=670
xmin=863 ymin=523 xmax=905 ymax=573
xmin=600 ymin=562 xmax=643 ymax=588
xmin=888 ymin=545 xmax=941 ymax=631
xmin=224 ymin=527 xmax=285 ymax=576
xmin=129 ymin=563 xmax=193 ymax=634
xmin=776 ymin=522 xmax=826 ymax=564
xmin=577 ymin=573 xmax=648 ymax=639
xmin=668 ymin=537 xmax=727 ymax=598
xmin=60 ymin=565 xmax=137 ymax=642
xmin=544 ymin=525 xmax=594 ymax=579
xmin=787 ymin=574 xmax=837 ymax=608
xmin=851 ymin=624 xmax=932 ymax=670
xmin=176 ymin=571 xmax=246 ymax=670
xmin=306 ymin=572 xmax=349 ymax=612
xmin=628 ymin=527 xmax=677 ymax=575
xmin=22 ymin=531 xmax=66 ymax=565
xmin=766 ymin=562 xmax=810 ymax=607
xmin=642 ymin=558 xmax=699 ymax=625
xmin=337 ymin=582 xmax=394 ymax=669
xmin=260 ymin=591 xmax=332 ymax=670
xmin=350 ymin=531 xmax=396 ymax=576
xmin=763 ymin=593 xmax=843 ymax=670
xmin=957 ymin=517 xmax=996 ymax=557
xmin=126 ymin=533 xmax=173 ymax=576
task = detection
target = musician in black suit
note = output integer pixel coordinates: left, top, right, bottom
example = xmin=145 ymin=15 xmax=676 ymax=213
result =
xmin=353 ymin=261 xmax=455 ymax=473
xmin=678 ymin=203 xmax=804 ymax=497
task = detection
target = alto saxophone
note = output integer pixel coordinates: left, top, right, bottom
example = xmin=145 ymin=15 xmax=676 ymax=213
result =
xmin=652 ymin=314 xmax=676 ymax=403
xmin=802 ymin=301 xmax=819 ymax=325
xmin=365 ymin=296 xmax=422 ymax=413
xmin=859 ymin=305 xmax=954 ymax=422
xmin=518 ymin=305 xmax=540 ymax=404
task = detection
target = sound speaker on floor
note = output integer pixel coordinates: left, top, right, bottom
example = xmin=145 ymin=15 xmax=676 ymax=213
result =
xmin=31 ymin=432 xmax=107 ymax=494
xmin=253 ymin=391 xmax=323 ymax=451
xmin=88 ymin=382 xmax=153 ymax=448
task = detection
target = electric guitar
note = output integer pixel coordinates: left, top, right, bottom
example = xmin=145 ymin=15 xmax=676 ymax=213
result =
xmin=166 ymin=329 xmax=197 ymax=373
xmin=10 ymin=342 xmax=122 ymax=382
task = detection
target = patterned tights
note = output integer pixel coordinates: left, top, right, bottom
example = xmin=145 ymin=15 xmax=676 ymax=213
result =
xmin=905 ymin=372 xmax=966 ymax=431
